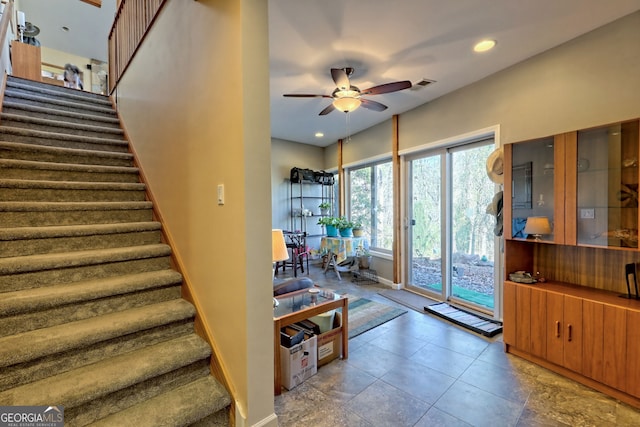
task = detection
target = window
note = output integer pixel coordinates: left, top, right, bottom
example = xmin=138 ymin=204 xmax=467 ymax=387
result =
xmin=348 ymin=160 xmax=393 ymax=251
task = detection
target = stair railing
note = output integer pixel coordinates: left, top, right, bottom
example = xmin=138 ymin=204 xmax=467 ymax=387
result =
xmin=107 ymin=0 xmax=167 ymax=94
xmin=0 ymin=0 xmax=15 ymax=89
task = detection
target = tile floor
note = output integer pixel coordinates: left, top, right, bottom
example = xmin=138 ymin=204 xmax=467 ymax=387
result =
xmin=273 ymin=263 xmax=640 ymax=427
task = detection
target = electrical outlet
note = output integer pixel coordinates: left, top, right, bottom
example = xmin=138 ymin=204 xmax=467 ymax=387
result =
xmin=580 ymin=208 xmax=595 ymax=219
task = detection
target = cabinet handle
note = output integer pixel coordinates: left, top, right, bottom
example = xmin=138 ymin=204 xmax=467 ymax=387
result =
xmin=567 ymin=324 xmax=572 ymax=342
xmin=555 ymin=321 xmax=560 ymax=337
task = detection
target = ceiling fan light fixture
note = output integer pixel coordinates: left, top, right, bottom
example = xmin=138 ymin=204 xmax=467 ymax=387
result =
xmin=333 ymin=97 xmax=361 ymax=113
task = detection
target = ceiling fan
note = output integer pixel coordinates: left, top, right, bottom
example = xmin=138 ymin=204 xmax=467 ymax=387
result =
xmin=283 ymin=67 xmax=412 ymax=115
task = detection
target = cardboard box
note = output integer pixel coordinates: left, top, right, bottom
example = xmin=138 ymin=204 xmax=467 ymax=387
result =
xmin=280 ymin=335 xmax=317 ymax=390
xmin=317 ymin=312 xmax=342 ymax=367
xmin=280 ymin=326 xmax=305 ymax=348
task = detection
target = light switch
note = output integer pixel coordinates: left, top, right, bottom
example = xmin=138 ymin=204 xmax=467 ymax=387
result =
xmin=217 ymin=184 xmax=224 ymax=205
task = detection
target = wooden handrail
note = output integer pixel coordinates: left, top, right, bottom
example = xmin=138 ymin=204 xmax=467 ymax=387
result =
xmin=107 ymin=0 xmax=167 ymax=94
xmin=0 ymin=0 xmax=14 ymax=63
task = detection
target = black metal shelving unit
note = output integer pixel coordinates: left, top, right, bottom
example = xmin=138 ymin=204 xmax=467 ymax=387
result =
xmin=289 ymin=167 xmax=335 ymax=238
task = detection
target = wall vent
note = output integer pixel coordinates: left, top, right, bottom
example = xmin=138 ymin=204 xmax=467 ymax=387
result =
xmin=411 ymin=78 xmax=436 ymax=90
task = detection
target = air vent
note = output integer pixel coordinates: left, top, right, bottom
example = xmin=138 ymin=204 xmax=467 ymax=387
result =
xmin=411 ymin=78 xmax=436 ymax=90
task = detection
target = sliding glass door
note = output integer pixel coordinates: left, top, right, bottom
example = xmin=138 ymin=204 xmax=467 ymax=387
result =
xmin=406 ymin=140 xmax=498 ymax=315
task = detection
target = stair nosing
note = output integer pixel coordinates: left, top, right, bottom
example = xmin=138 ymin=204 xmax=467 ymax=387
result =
xmin=0 ymin=158 xmax=139 ymax=174
xmin=1 ymin=112 xmax=124 ymax=135
xmin=0 ymin=269 xmax=181 ymax=316
xmin=0 ymin=126 xmax=128 ymax=147
xmin=4 ymin=90 xmax=116 ymax=115
xmin=0 ymin=308 xmax=201 ymax=374
xmin=3 ymin=101 xmax=120 ymax=125
xmin=0 ymin=201 xmax=153 ymax=212
xmin=0 ymin=243 xmax=171 ymax=275
xmin=0 ymin=178 xmax=145 ymax=190
xmin=7 ymin=76 xmax=110 ymax=100
xmin=6 ymin=80 xmax=113 ymax=106
xmin=0 ymin=140 xmax=133 ymax=160
xmin=0 ymin=221 xmax=161 ymax=241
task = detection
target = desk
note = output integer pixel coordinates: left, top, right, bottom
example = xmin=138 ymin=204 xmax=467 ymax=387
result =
xmin=320 ymin=236 xmax=368 ymax=264
xmin=273 ymin=288 xmax=348 ymax=395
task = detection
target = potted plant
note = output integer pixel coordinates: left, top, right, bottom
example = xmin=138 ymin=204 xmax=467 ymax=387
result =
xmin=318 ymin=202 xmax=331 ymax=216
xmin=317 ymin=216 xmax=339 ymax=237
xmin=336 ymin=217 xmax=354 ymax=237
xmin=355 ymin=245 xmax=372 ymax=269
xmin=352 ymin=221 xmax=364 ymax=237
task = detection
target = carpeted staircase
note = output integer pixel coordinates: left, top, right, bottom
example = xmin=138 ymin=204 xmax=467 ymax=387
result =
xmin=0 ymin=76 xmax=231 ymax=426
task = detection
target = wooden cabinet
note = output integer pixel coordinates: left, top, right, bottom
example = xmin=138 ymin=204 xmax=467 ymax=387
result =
xmin=11 ymin=42 xmax=42 ymax=81
xmin=504 ymin=118 xmax=640 ymax=408
xmin=505 ymin=280 xmax=640 ymax=408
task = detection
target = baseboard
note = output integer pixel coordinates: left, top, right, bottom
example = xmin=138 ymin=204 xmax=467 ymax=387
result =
xmin=234 ymin=406 xmax=278 ymax=427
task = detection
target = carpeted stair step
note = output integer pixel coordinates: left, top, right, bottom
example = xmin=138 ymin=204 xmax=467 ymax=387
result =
xmin=7 ymin=76 xmax=111 ymax=103
xmin=0 ymin=126 xmax=129 ymax=152
xmin=0 ymin=179 xmax=146 ymax=202
xmin=3 ymin=88 xmax=116 ymax=117
xmin=0 ymin=299 xmax=198 ymax=370
xmin=0 ymin=221 xmax=162 ymax=257
xmin=0 ymin=271 xmax=182 ymax=338
xmin=0 ymin=140 xmax=134 ymax=167
xmin=90 ymin=375 xmax=231 ymax=427
xmin=0 ymin=244 xmax=173 ymax=291
xmin=0 ymin=333 xmax=218 ymax=424
xmin=0 ymin=269 xmax=182 ymax=318
xmin=1 ymin=112 xmax=125 ymax=139
xmin=0 ymin=158 xmax=139 ymax=182
xmin=0 ymin=201 xmax=153 ymax=227
xmin=3 ymin=101 xmax=122 ymax=129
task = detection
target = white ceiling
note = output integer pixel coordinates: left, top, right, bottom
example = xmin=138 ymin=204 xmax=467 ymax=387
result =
xmin=18 ymin=0 xmax=640 ymax=147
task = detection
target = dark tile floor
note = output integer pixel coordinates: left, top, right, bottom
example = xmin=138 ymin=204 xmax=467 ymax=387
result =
xmin=273 ymin=263 xmax=640 ymax=427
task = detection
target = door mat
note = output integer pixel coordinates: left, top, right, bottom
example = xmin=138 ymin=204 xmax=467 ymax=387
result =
xmin=424 ymin=302 xmax=502 ymax=337
xmin=378 ymin=289 xmax=438 ymax=313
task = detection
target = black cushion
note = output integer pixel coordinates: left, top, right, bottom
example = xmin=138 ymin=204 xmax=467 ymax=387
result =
xmin=273 ymin=277 xmax=314 ymax=296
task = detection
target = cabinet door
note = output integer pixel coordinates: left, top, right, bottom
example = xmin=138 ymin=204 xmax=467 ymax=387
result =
xmin=602 ymin=304 xmax=626 ymax=390
xmin=529 ymin=287 xmax=547 ymax=358
xmin=626 ymin=309 xmax=640 ymax=397
xmin=546 ymin=292 xmax=564 ymax=366
xmin=515 ymin=285 xmax=532 ymax=352
xmin=563 ymin=295 xmax=582 ymax=373
xmin=503 ymin=281 xmax=516 ymax=346
xmin=575 ymin=120 xmax=639 ymax=248
xmin=582 ymin=300 xmax=604 ymax=381
xmin=546 ymin=293 xmax=582 ymax=372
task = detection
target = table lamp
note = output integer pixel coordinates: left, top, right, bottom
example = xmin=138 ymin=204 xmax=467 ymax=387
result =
xmin=524 ymin=216 xmax=551 ymax=241
xmin=272 ymin=229 xmax=289 ymax=277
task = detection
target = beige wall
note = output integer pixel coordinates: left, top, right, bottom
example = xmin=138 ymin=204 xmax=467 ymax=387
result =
xmin=310 ymin=10 xmax=640 ymax=285
xmin=113 ymin=0 xmax=274 ymax=425
xmin=40 ymin=46 xmax=92 ymax=90
xmin=400 ymin=10 xmax=640 ymax=150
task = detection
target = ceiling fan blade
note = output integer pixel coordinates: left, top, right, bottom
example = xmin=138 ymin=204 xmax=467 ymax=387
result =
xmin=283 ymin=94 xmax=332 ymax=98
xmin=361 ymin=80 xmax=412 ymax=95
xmin=360 ymin=99 xmax=388 ymax=112
xmin=319 ymin=104 xmax=336 ymax=116
xmin=331 ymin=68 xmax=350 ymax=90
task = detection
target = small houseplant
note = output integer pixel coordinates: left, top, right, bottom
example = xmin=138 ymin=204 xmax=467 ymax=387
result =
xmin=318 ymin=202 xmax=331 ymax=216
xmin=336 ymin=217 xmax=354 ymax=237
xmin=355 ymin=244 xmax=372 ymax=269
xmin=317 ymin=216 xmax=339 ymax=237
xmin=352 ymin=221 xmax=364 ymax=237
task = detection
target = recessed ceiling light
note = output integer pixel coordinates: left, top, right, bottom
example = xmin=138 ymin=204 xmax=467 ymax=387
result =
xmin=315 ymin=132 xmax=324 ymax=138
xmin=474 ymin=39 xmax=496 ymax=53
xmin=61 ymin=26 xmax=70 ymax=32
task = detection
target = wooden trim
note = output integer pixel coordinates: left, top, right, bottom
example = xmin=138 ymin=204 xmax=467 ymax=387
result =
xmin=109 ymin=98 xmax=236 ymax=405
xmin=563 ymin=132 xmax=578 ymax=245
xmin=338 ymin=139 xmax=344 ymax=216
xmin=553 ymin=133 xmax=567 ymax=244
xmin=108 ymin=0 xmax=168 ymax=93
xmin=503 ymin=143 xmax=513 ymax=239
xmin=392 ymin=115 xmax=401 ymax=284
xmin=80 ymin=0 xmax=102 ymax=7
